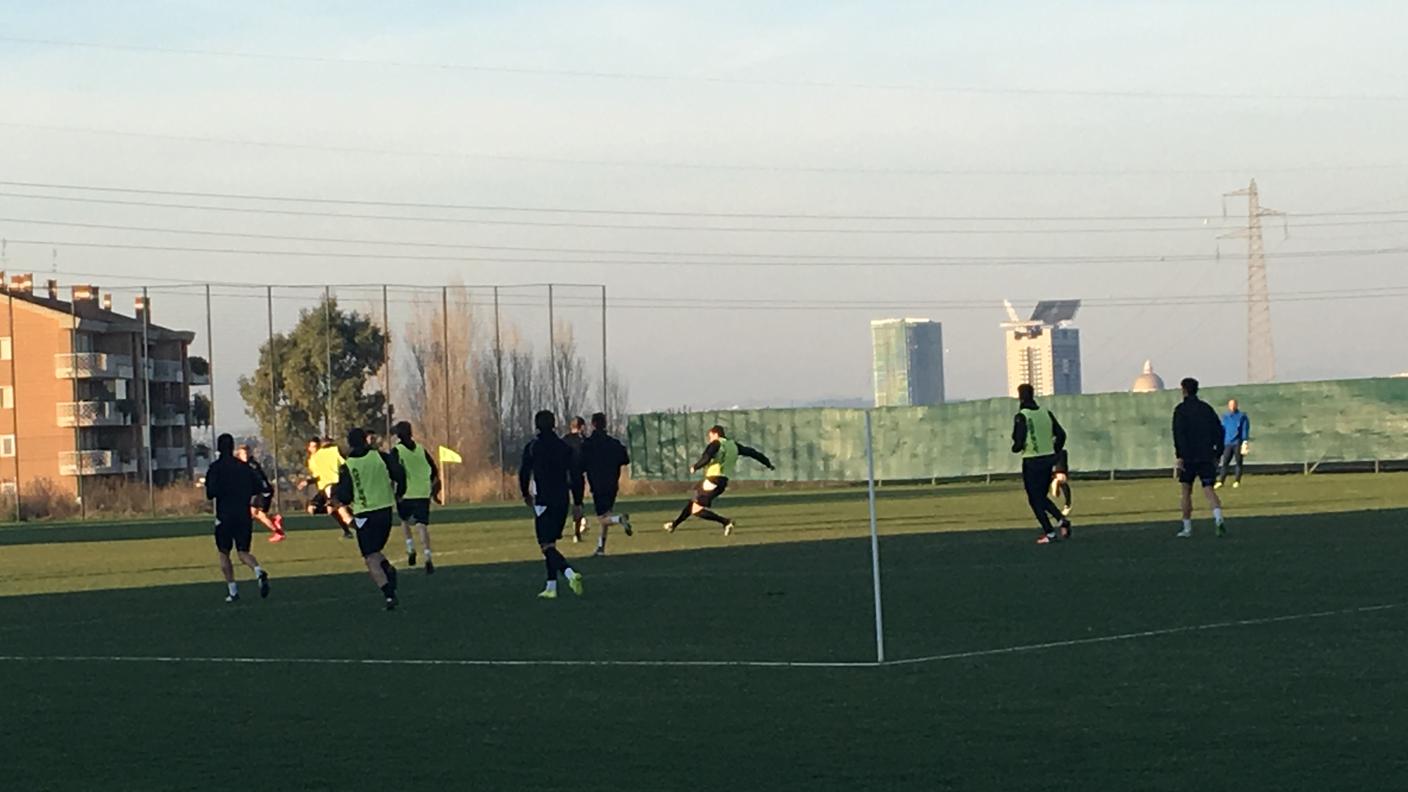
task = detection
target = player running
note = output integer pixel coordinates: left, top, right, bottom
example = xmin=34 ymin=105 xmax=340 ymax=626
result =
xmin=580 ymin=412 xmax=633 ymax=556
xmin=235 ymin=444 xmax=285 ymax=542
xmin=333 ymin=427 xmax=407 ymax=610
xmin=1173 ymin=378 xmax=1227 ymax=538
xmin=391 ymin=421 xmax=443 ymax=574
xmin=1011 ymin=383 xmax=1073 ymax=544
xmin=519 ymin=410 xmax=585 ymax=599
xmin=309 ymin=436 xmax=353 ymax=539
xmin=664 ymin=425 xmax=774 ymax=536
xmin=564 ymin=416 xmax=590 ymax=542
xmin=204 ymin=433 xmax=271 ymax=603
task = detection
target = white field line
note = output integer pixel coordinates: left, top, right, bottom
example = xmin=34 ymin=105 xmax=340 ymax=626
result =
xmin=887 ymin=601 xmax=1408 ymax=667
xmin=0 ymin=601 xmax=1399 ymax=670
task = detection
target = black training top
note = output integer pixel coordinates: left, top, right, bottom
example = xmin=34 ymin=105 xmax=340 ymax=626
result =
xmin=563 ymin=432 xmax=586 ymax=505
xmin=205 ymin=455 xmax=261 ymax=518
xmin=247 ymin=458 xmax=274 ymax=496
xmin=580 ymin=431 xmax=631 ymax=494
xmin=1172 ymin=396 xmax=1225 ymax=463
xmin=519 ymin=431 xmax=577 ymax=507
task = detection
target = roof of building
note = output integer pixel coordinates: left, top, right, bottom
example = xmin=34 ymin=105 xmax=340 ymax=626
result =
xmin=7 ymin=288 xmax=195 ymax=342
xmin=1132 ymin=360 xmax=1166 ymax=393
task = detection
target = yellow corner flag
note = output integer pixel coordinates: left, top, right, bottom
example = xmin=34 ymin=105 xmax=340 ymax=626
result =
xmin=438 ymin=446 xmax=463 ymax=464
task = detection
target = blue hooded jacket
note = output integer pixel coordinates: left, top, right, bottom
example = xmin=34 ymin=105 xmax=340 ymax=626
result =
xmin=1222 ymin=410 xmax=1251 ymax=446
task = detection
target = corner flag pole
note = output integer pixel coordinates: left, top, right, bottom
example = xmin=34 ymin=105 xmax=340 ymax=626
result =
xmin=865 ymin=410 xmax=885 ymax=664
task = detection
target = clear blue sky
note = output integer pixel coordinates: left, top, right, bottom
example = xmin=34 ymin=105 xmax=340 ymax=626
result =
xmin=2 ymin=1 xmax=1406 ymax=418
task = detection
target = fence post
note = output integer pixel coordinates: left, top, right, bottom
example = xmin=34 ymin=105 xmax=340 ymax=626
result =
xmin=266 ymin=286 xmax=281 ymax=518
xmin=205 ymin=283 xmax=216 ymax=456
xmin=493 ymin=286 xmax=505 ymax=501
xmin=6 ymin=288 xmax=20 ymax=521
xmin=441 ymin=285 xmax=453 ymax=503
xmin=382 ymin=285 xmax=391 ymax=441
xmin=142 ymin=286 xmax=155 ymax=518
xmin=865 ymin=410 xmax=886 ymax=665
xmin=600 ymin=284 xmax=608 ymax=414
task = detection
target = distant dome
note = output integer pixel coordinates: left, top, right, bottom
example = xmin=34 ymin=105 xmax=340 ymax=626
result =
xmin=1132 ymin=360 xmax=1166 ymax=393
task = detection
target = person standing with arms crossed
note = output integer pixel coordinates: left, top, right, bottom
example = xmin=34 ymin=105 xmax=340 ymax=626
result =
xmin=1173 ymin=378 xmax=1227 ymax=538
xmin=333 ymin=427 xmax=407 ymax=610
xmin=519 ymin=410 xmax=585 ymax=599
xmin=1011 ymin=384 xmax=1073 ymax=544
xmin=1217 ymin=399 xmax=1252 ymax=490
xmin=392 ymin=421 xmax=443 ymax=574
xmin=205 ymin=433 xmax=271 ymax=603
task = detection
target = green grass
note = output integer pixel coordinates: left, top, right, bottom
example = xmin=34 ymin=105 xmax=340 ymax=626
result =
xmin=4 ymin=474 xmax=1408 ymax=790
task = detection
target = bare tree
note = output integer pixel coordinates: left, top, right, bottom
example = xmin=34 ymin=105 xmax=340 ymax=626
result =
xmin=400 ymin=287 xmax=488 ymax=497
xmin=548 ymin=321 xmax=590 ymax=423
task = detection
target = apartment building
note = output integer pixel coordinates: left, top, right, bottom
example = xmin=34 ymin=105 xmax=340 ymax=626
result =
xmin=0 ymin=274 xmax=206 ymax=497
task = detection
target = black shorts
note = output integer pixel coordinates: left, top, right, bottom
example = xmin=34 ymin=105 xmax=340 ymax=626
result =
xmin=592 ymin=489 xmax=619 ymax=517
xmin=309 ymin=490 xmax=328 ymax=514
xmin=253 ymin=494 xmax=273 ymax=514
xmin=1179 ymin=460 xmax=1218 ymax=488
xmin=534 ymin=502 xmax=569 ymax=545
xmin=1052 ymin=450 xmax=1069 ymax=475
xmin=693 ymin=477 xmax=729 ymax=508
xmin=397 ymin=498 xmax=431 ymax=526
xmin=214 ymin=512 xmax=254 ymax=554
xmin=353 ymin=508 xmax=394 ymax=558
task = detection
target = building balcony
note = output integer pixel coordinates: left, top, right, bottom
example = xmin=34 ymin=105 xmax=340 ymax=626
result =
xmin=54 ymin=353 xmax=135 ymax=380
xmin=57 ymin=401 xmax=132 ymax=428
xmin=188 ymin=370 xmax=210 ymax=386
xmin=154 ymin=447 xmax=189 ymax=470
xmin=151 ymin=407 xmax=188 ymax=427
xmin=146 ymin=359 xmax=185 ymax=383
xmin=59 ymin=450 xmax=138 ymax=476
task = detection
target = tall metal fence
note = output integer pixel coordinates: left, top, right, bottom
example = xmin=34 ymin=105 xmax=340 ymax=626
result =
xmin=0 ymin=279 xmax=609 ymax=521
xmin=628 ymin=377 xmax=1408 ymax=482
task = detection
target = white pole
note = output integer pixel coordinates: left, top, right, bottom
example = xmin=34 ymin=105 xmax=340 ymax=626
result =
xmin=866 ymin=410 xmax=885 ymax=664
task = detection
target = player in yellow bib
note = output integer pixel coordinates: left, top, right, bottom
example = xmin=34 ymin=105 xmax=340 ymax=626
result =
xmin=1011 ymin=383 xmax=1073 ymax=544
xmin=664 ymin=425 xmax=773 ymax=536
xmin=307 ymin=436 xmax=354 ymax=539
xmin=333 ymin=427 xmax=407 ymax=610
xmin=391 ymin=421 xmax=443 ymax=574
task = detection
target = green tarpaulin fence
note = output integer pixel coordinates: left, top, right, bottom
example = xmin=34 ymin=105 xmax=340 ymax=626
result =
xmin=627 ymin=378 xmax=1408 ymax=482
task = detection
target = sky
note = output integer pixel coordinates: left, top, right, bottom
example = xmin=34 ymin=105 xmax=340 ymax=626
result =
xmin=1 ymin=0 xmax=1406 ymax=422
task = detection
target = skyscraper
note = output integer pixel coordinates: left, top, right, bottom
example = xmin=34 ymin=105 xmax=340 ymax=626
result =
xmin=871 ymin=318 xmax=945 ymax=407
xmin=1003 ymin=300 xmax=1082 ymax=397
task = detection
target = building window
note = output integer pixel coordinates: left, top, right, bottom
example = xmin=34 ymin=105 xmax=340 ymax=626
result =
xmin=0 ymin=435 xmax=14 ymax=457
xmin=0 ymin=337 xmax=10 ymax=361
xmin=0 ymin=480 xmax=14 ymax=495
xmin=0 ymin=386 xmax=11 ymax=409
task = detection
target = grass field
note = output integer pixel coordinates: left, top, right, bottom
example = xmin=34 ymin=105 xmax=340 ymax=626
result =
xmin=4 ymin=473 xmax=1408 ymax=791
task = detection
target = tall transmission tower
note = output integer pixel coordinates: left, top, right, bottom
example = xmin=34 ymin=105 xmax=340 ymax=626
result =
xmin=1222 ymin=179 xmax=1285 ymax=383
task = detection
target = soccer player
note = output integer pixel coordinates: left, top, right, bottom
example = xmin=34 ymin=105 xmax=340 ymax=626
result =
xmin=1011 ymin=383 xmax=1073 ymax=544
xmin=204 ymin=433 xmax=271 ymax=603
xmin=664 ymin=425 xmax=773 ymax=536
xmin=1173 ymin=378 xmax=1227 ymax=538
xmin=1217 ymin=399 xmax=1252 ymax=490
xmin=311 ymin=436 xmax=353 ymax=539
xmin=1050 ymin=447 xmax=1073 ymax=517
xmin=302 ymin=437 xmax=322 ymax=515
xmin=391 ymin=421 xmax=443 ymax=574
xmin=235 ymin=444 xmax=285 ymax=542
xmin=519 ymin=410 xmax=585 ymax=599
xmin=564 ymin=416 xmax=589 ymax=542
xmin=333 ymin=427 xmax=407 ymax=610
xmin=580 ymin=412 xmax=633 ymax=556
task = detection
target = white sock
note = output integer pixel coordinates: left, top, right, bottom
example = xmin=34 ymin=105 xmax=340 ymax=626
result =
xmin=253 ymin=566 xmax=264 ymax=578
xmin=1182 ymin=519 xmax=1193 ymax=532
xmin=597 ymin=538 xmax=605 ymax=549
xmin=545 ymin=580 xmax=558 ymax=593
xmin=423 ymin=549 xmax=432 ymax=562
xmin=563 ymin=567 xmax=578 ymax=581
xmin=227 ymin=582 xmax=238 ymax=596
xmin=406 ymin=539 xmax=415 ymax=552
xmin=608 ymin=515 xmax=622 ymax=525
xmin=1213 ymin=508 xmax=1224 ymax=525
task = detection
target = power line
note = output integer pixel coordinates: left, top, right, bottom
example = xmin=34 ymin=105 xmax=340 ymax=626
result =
xmin=4 ymin=35 xmax=1405 ymax=103
xmin=9 ymin=216 xmax=1408 ymax=262
xmin=2 ymin=236 xmax=1403 ymax=267
xmin=4 ymin=121 xmax=1404 ymax=178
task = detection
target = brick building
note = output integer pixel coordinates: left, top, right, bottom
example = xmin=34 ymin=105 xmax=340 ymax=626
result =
xmin=0 ymin=274 xmax=205 ymax=498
